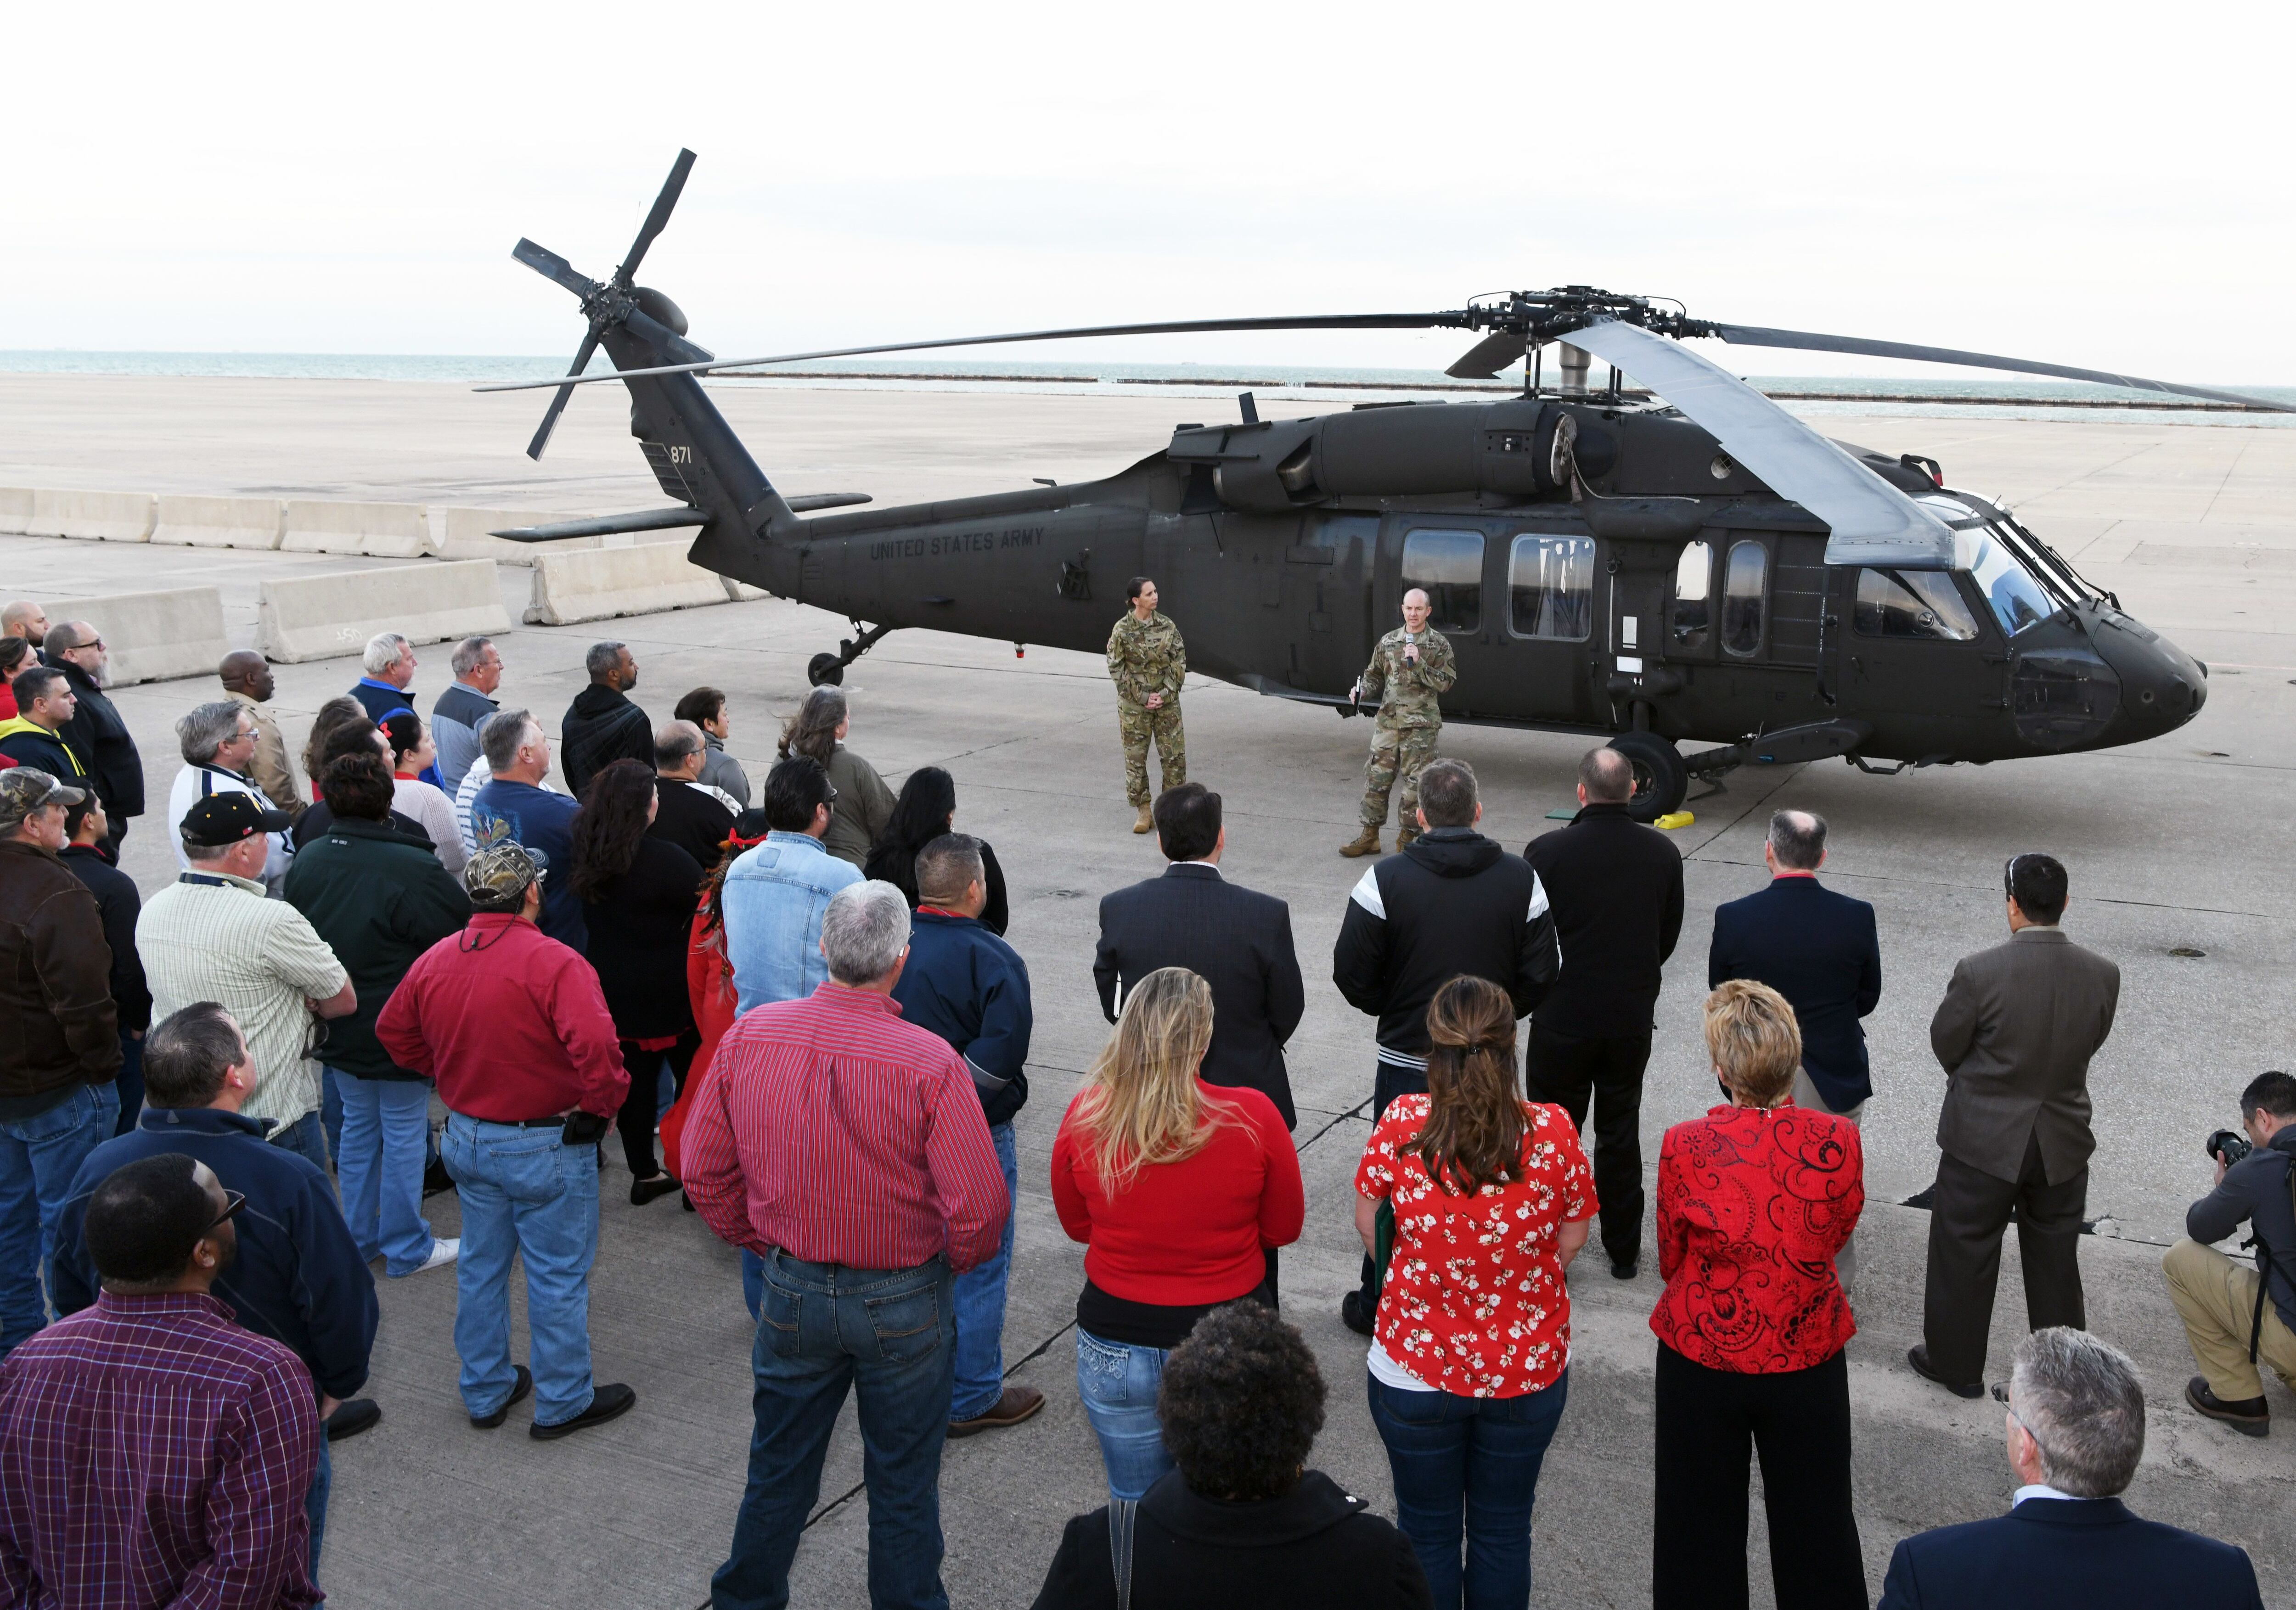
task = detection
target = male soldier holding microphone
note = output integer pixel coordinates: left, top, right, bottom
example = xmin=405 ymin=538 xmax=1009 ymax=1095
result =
xmin=1340 ymin=588 xmax=1456 ymax=858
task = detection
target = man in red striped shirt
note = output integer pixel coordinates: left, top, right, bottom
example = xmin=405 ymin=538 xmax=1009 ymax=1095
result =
xmin=685 ymin=879 xmax=1006 ymax=1610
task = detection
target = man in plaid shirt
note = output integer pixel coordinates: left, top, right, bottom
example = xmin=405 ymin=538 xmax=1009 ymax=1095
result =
xmin=0 ymin=1150 xmax=321 ymax=1607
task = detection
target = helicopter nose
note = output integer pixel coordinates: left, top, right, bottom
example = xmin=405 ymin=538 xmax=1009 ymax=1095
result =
xmin=2088 ymin=611 xmax=2206 ymax=736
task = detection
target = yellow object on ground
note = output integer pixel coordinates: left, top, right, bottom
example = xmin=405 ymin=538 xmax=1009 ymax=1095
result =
xmin=1654 ymin=812 xmax=1695 ymax=830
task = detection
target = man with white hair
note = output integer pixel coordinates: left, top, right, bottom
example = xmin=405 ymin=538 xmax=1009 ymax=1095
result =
xmin=468 ymin=709 xmax=585 ymax=952
xmin=429 ymin=636 xmax=503 ymax=794
xmin=648 ymin=718 xmax=738 ymax=869
xmin=167 ymin=700 xmax=292 ymax=891
xmin=347 ymin=633 xmax=418 ymax=724
xmin=1877 ymin=1327 xmax=2262 ymax=1608
xmin=684 ymin=879 xmax=1008 ymax=1610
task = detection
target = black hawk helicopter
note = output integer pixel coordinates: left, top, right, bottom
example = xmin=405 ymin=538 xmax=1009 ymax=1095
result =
xmin=482 ymin=151 xmax=2283 ymax=822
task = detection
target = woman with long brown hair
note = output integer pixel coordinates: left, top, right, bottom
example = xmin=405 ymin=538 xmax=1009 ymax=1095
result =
xmin=777 ymin=686 xmax=893 ymax=868
xmin=1354 ymin=973 xmax=1595 ymax=1608
xmin=1050 ymin=967 xmax=1304 ymax=1501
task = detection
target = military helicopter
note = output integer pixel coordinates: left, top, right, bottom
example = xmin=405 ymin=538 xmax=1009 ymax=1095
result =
xmin=481 ymin=151 xmax=2285 ymax=822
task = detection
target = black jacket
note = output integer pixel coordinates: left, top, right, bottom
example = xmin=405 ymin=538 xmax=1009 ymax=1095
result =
xmin=1709 ymin=875 xmax=1882 ymax=1110
xmin=1096 ymin=864 xmax=1306 ymax=1127
xmin=651 ymin=776 xmax=737 ymax=872
xmin=560 ymin=684 xmax=653 ymax=801
xmin=892 ymin=909 xmax=1034 ymax=1127
xmin=2188 ymin=1127 xmax=2296 ymax=1335
xmin=1031 ymin=1470 xmax=1431 ymax=1610
xmin=1877 ymin=1496 xmax=2260 ymax=1610
xmin=50 ymin=657 xmax=144 ymax=818
xmin=582 ymin=837 xmax=706 ymax=1039
xmin=1333 ymin=828 xmax=1557 ymax=1063
xmin=60 ymin=844 xmax=151 ymax=1033
xmin=1522 ymin=803 xmax=1684 ymax=1038
xmin=868 ymin=836 xmax=1010 ymax=937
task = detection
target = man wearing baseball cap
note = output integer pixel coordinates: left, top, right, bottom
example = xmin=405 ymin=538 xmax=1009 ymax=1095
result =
xmin=0 ymin=768 xmax=120 ymax=1360
xmin=378 ymin=841 xmax=636 ymax=1439
xmin=135 ymin=793 xmax=355 ymax=1177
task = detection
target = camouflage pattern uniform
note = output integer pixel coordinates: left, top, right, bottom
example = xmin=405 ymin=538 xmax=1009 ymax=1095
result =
xmin=1356 ymin=627 xmax=1455 ymax=828
xmin=1108 ymin=609 xmax=1188 ymax=807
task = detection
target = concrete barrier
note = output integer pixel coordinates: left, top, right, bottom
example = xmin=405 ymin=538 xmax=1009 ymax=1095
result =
xmin=258 ymin=559 xmax=511 ymax=664
xmin=0 ymin=488 xmax=31 ymax=536
xmin=37 ymin=588 xmax=229 ymax=684
xmin=152 ymin=494 xmax=285 ymax=550
xmin=280 ymin=500 xmax=433 ymax=559
xmin=429 ymin=506 xmax=601 ymax=566
xmin=523 ymin=543 xmax=732 ymax=626
xmin=29 ymin=489 xmax=157 ymax=543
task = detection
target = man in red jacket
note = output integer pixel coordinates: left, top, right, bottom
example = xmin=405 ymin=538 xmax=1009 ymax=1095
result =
xmin=376 ymin=841 xmax=634 ymax=1441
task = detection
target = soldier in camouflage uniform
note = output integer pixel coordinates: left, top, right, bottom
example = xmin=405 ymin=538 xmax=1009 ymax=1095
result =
xmin=1340 ymin=587 xmax=1456 ymax=857
xmin=1107 ymin=576 xmax=1187 ymax=833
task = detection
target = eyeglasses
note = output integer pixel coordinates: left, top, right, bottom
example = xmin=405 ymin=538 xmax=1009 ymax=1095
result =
xmin=824 ymin=784 xmax=840 ymax=804
xmin=200 ymin=1190 xmax=247 ymax=1236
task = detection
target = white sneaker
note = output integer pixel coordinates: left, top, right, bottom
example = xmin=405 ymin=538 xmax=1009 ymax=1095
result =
xmin=408 ymin=1239 xmax=459 ymax=1275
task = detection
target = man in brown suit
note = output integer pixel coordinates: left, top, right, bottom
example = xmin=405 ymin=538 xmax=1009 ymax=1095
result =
xmin=1911 ymin=853 xmax=2120 ymax=1397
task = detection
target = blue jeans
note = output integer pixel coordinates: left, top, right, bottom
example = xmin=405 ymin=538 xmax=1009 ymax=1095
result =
xmin=1075 ymin=1329 xmax=1174 ymax=1502
xmin=306 ymin=1430 xmax=330 ymax=1580
xmin=0 ymin=1083 xmax=118 ymax=1361
xmin=950 ymin=1122 xmax=1017 ymax=1422
xmin=1368 ymin=1369 xmax=1570 ymax=1610
xmin=271 ymin=1109 xmax=332 ymax=1176
xmin=443 ymin=1112 xmax=600 ymax=1427
xmin=113 ymin=1031 xmax=144 ymax=1138
xmin=712 ymin=1250 xmax=955 ymax=1610
xmin=334 ymin=1071 xmax=435 ymax=1274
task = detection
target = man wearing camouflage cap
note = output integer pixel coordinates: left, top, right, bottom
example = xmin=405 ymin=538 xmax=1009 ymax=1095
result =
xmin=0 ymin=769 xmax=120 ymax=1360
xmin=1107 ymin=577 xmax=1187 ymax=834
xmin=1340 ymin=588 xmax=1458 ymax=858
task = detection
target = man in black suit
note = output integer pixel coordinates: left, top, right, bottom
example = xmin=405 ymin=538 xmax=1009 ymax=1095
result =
xmin=1521 ymin=747 xmax=1684 ymax=1280
xmin=1878 ymin=1327 xmax=2262 ymax=1610
xmin=1709 ymin=808 xmax=1882 ymax=1290
xmin=1096 ymin=783 xmax=1306 ymax=1293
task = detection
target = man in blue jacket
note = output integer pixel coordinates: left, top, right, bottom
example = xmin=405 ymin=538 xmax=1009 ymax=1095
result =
xmin=1709 ymin=808 xmax=1882 ymax=1289
xmin=468 ymin=708 xmax=586 ymax=953
xmin=52 ymin=1001 xmax=379 ymax=1581
xmin=890 ymin=832 xmax=1040 ymax=1440
xmin=1878 ymin=1327 xmax=2261 ymax=1609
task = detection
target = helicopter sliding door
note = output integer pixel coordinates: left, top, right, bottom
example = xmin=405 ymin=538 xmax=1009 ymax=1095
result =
xmin=1287 ymin=513 xmax=1378 ymax=695
xmin=1503 ymin=525 xmax=1602 ymax=723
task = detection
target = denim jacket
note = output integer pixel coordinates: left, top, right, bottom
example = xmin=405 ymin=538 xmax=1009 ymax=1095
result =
xmin=723 ymin=831 xmax=863 ymax=1014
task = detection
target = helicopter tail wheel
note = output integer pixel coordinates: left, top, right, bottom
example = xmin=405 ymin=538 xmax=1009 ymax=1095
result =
xmin=1608 ymin=732 xmax=1688 ymax=824
xmin=806 ymin=652 xmax=845 ymax=687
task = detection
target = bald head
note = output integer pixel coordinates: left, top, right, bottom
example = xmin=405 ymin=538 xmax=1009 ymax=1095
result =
xmin=1767 ymin=809 xmax=1827 ymax=871
xmin=1578 ymin=747 xmax=1634 ymax=804
xmin=218 ymin=651 xmax=275 ymax=703
xmin=0 ymin=601 xmax=46 ymax=646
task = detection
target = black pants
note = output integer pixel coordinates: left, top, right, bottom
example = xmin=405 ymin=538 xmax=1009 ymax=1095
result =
xmin=1653 ymin=1344 xmax=1866 ymax=1610
xmin=1922 ymin=1131 xmax=2087 ymax=1386
xmin=615 ymin=1030 xmax=700 ymax=1179
xmin=1525 ymin=1024 xmax=1651 ymax=1268
xmin=1357 ymin=1059 xmax=1428 ymax=1310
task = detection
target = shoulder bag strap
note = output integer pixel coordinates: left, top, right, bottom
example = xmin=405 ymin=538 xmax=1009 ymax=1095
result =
xmin=1108 ymin=1498 xmax=1138 ymax=1610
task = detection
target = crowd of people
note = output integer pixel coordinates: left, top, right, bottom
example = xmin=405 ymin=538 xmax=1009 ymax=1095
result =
xmin=0 ymin=594 xmax=2282 ymax=1610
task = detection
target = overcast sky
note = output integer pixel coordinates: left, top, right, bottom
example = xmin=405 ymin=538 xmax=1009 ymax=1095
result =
xmin=8 ymin=1 xmax=2292 ymax=381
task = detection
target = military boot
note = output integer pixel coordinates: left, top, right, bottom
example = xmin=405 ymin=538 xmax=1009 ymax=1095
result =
xmin=1395 ymin=825 xmax=1421 ymax=851
xmin=1338 ymin=826 xmax=1382 ymax=858
xmin=1132 ymin=803 xmax=1154 ymax=834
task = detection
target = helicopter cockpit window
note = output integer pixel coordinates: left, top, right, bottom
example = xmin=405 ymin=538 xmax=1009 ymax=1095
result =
xmin=1671 ymin=541 xmax=1712 ymax=649
xmin=1962 ymin=531 xmax=2054 ymax=637
xmin=1402 ymin=530 xmax=1484 ymax=634
xmin=1508 ymin=534 xmax=1595 ymax=640
xmin=1854 ymin=568 xmax=1979 ymax=641
xmin=1721 ymin=539 xmax=1767 ymax=656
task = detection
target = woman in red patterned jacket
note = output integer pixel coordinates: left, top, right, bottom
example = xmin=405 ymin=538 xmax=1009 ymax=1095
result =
xmin=1354 ymin=974 xmax=1595 ymax=1609
xmin=1651 ymin=978 xmax=1866 ymax=1610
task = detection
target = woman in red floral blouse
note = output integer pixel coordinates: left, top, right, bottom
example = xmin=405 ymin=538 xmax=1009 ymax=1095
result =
xmin=1651 ymin=979 xmax=1866 ymax=1610
xmin=1354 ymin=975 xmax=1594 ymax=1608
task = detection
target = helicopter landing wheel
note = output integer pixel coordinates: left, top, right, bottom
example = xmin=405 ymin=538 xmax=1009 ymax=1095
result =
xmin=1608 ymin=732 xmax=1688 ymax=824
xmin=806 ymin=652 xmax=845 ymax=688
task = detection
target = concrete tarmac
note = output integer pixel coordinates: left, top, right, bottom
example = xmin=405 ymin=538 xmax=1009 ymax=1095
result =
xmin=3 ymin=377 xmax=2292 ymax=1606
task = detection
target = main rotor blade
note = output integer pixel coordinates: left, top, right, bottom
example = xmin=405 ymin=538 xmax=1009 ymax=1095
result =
xmin=1445 ymin=330 xmax=1529 ymax=379
xmin=525 ymin=331 xmax=602 ymax=460
xmin=615 ymin=148 xmax=696 ymax=288
xmin=512 ymin=238 xmax=595 ymax=299
xmin=1707 ymin=324 xmax=2296 ymax=413
xmin=472 ymin=310 xmax=1473 ymax=393
xmin=1563 ymin=318 xmax=1959 ymax=568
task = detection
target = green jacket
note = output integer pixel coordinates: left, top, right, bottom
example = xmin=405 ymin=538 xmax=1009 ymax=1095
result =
xmin=282 ymin=817 xmax=471 ymax=1080
xmin=1358 ymin=627 xmax=1457 ymax=729
xmin=1107 ymin=611 xmax=1187 ymax=707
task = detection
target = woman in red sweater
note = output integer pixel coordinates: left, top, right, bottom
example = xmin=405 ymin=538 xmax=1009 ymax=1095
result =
xmin=1050 ymin=966 xmax=1304 ymax=1501
xmin=1651 ymin=979 xmax=1865 ymax=1610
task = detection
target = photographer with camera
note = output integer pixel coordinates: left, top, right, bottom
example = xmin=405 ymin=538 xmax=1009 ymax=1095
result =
xmin=2163 ymin=1071 xmax=2296 ymax=1437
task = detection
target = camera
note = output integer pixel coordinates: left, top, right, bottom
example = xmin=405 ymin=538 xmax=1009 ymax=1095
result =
xmin=2206 ymin=1129 xmax=2253 ymax=1167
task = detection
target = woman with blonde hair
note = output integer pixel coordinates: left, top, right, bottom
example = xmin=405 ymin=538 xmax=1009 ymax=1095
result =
xmin=1050 ymin=966 xmax=1304 ymax=1500
xmin=1651 ymin=978 xmax=1865 ymax=1610
xmin=1355 ymin=973 xmax=1594 ymax=1608
xmin=777 ymin=686 xmax=894 ymax=868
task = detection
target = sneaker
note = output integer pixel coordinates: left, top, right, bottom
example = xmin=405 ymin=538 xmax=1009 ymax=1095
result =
xmin=947 ymin=1386 xmax=1046 ymax=1438
xmin=397 ymin=1239 xmax=458 ymax=1277
xmin=470 ymin=1366 xmax=534 ymax=1430
xmin=531 ymin=1382 xmax=636 ymax=1441
xmin=1340 ymin=1290 xmax=1376 ymax=1337
xmin=2185 ymin=1375 xmax=2270 ymax=1437
xmin=1908 ymin=1344 xmax=1984 ymax=1401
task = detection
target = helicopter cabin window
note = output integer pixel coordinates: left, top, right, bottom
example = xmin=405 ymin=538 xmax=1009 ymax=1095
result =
xmin=1854 ymin=568 xmax=1979 ymax=641
xmin=1964 ymin=531 xmax=2055 ymax=637
xmin=1507 ymin=534 xmax=1595 ymax=640
xmin=1720 ymin=539 xmax=1767 ymax=656
xmin=1672 ymin=541 xmax=1712 ymax=648
xmin=1401 ymin=530 xmax=1484 ymax=634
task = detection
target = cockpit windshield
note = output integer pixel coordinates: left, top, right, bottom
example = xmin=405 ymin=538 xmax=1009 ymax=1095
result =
xmin=1957 ymin=527 xmax=2056 ymax=637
